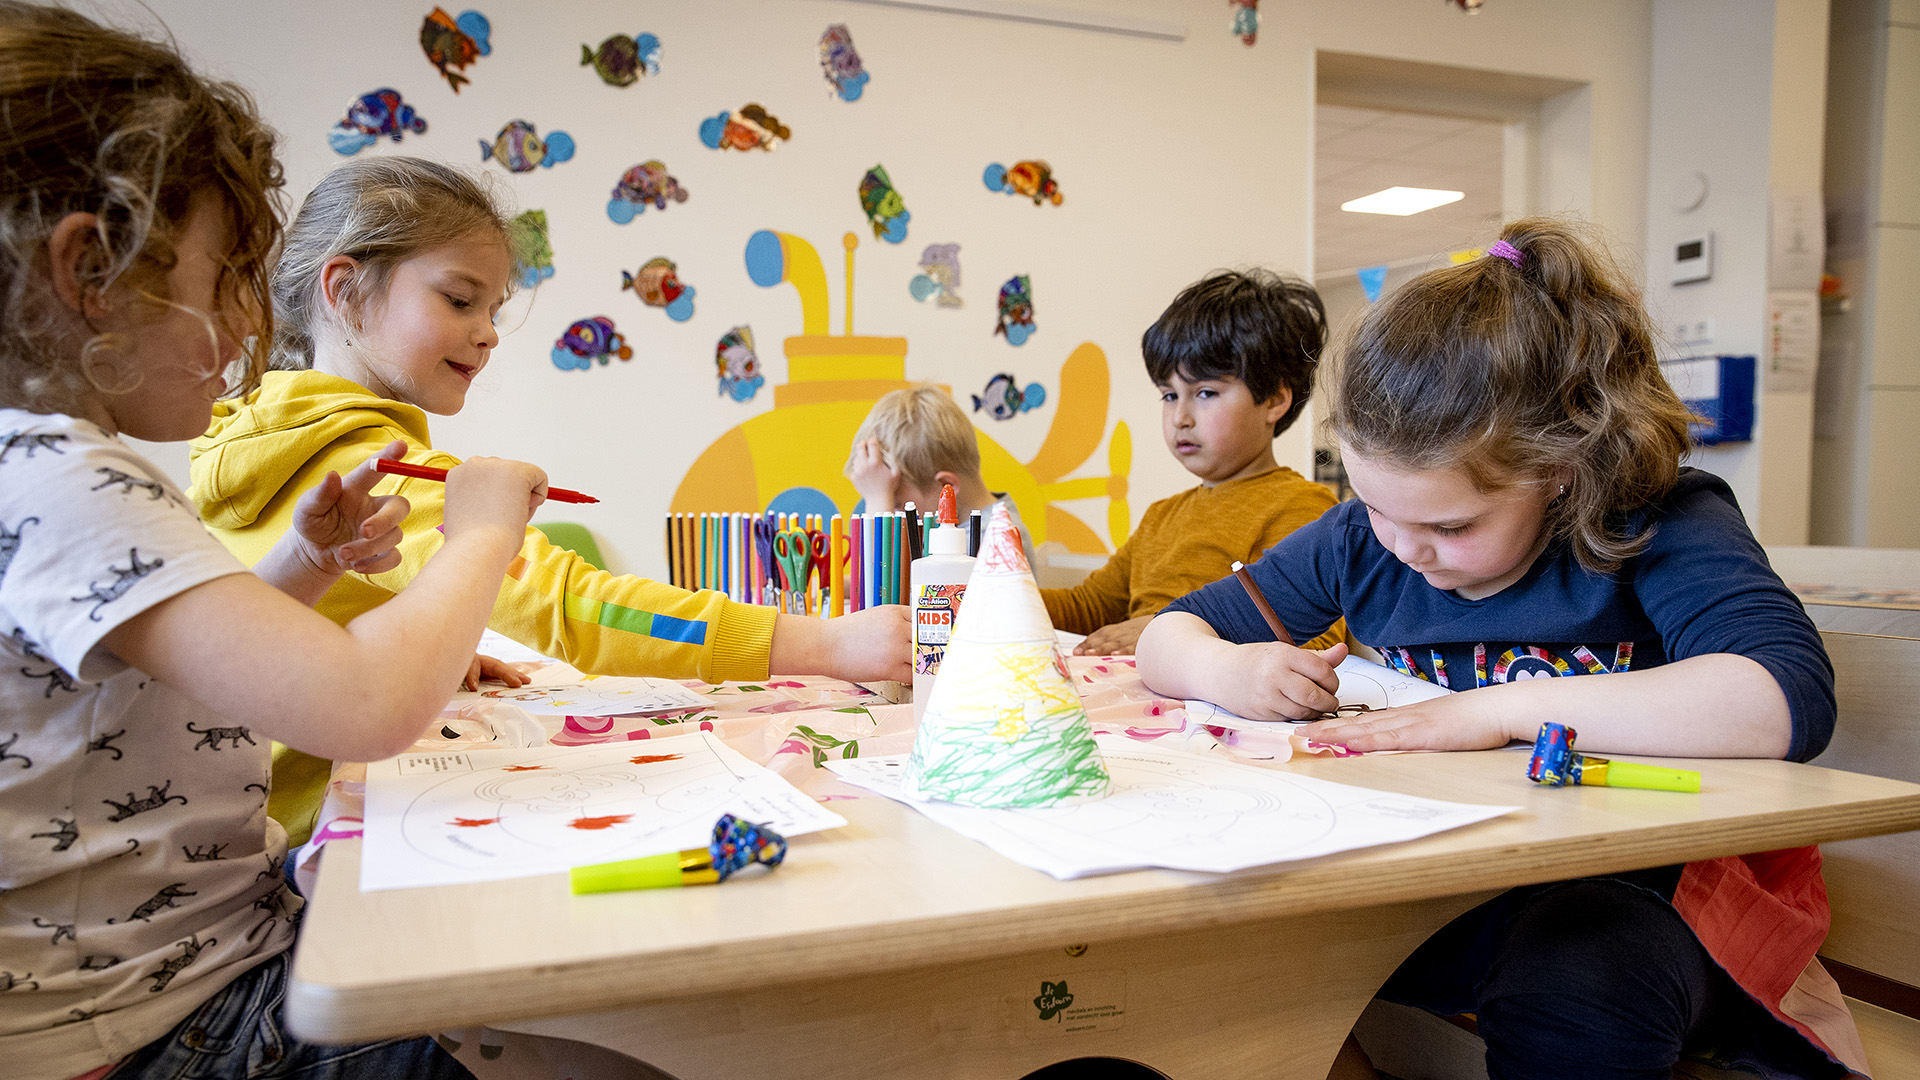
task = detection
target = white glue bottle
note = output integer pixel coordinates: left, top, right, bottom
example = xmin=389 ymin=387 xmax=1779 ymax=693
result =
xmin=912 ymin=483 xmax=975 ymax=721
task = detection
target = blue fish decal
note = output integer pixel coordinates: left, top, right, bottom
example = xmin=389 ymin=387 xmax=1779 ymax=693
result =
xmin=971 ymin=373 xmax=1046 ymax=420
xmin=328 ymin=88 xmax=426 ymax=155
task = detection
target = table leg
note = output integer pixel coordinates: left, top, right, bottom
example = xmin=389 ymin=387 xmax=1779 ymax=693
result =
xmin=500 ymin=891 xmax=1495 ymax=1080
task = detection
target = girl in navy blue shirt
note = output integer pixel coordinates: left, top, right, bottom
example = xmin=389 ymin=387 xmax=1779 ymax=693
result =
xmin=1139 ymin=219 xmax=1856 ymax=1079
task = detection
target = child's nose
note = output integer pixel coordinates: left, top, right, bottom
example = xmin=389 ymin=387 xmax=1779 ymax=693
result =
xmin=475 ymin=321 xmax=499 ymax=349
xmin=1390 ymin=530 xmax=1427 ymax=566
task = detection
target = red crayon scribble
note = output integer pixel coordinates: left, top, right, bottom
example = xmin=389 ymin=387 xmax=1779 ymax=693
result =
xmin=449 ymin=817 xmax=500 ymax=828
xmin=629 ymin=754 xmax=683 ymax=765
xmin=569 ymin=814 xmax=632 ymax=830
xmin=502 ymin=765 xmax=548 ymax=772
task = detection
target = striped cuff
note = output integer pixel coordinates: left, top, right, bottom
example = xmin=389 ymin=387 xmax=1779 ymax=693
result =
xmin=705 ymin=599 xmax=776 ymax=683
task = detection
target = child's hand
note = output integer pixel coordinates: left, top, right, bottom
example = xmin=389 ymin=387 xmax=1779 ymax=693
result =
xmin=847 ymin=439 xmax=899 ymax=512
xmin=830 ymin=604 xmax=912 ymax=682
xmin=290 ymin=440 xmax=412 ymax=577
xmin=1223 ymin=641 xmax=1348 ymax=721
xmin=462 ymin=653 xmax=532 ymax=692
xmin=771 ymin=605 xmax=912 ymax=683
xmin=1074 ymin=615 xmax=1154 ymax=656
xmin=442 ymin=456 xmax=548 ymax=538
xmin=1296 ymin=691 xmax=1521 ymax=753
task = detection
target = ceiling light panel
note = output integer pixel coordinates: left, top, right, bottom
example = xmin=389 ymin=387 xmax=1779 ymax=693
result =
xmin=1340 ymin=186 xmax=1466 ymax=216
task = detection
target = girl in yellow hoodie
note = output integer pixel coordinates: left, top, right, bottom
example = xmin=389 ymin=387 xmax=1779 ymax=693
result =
xmin=190 ymin=158 xmax=911 ymax=845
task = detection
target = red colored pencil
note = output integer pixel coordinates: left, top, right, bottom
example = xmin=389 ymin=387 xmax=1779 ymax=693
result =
xmin=374 ymin=458 xmax=598 ymax=504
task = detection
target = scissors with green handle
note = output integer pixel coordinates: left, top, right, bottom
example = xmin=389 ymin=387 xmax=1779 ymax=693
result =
xmin=773 ymin=527 xmax=813 ymax=608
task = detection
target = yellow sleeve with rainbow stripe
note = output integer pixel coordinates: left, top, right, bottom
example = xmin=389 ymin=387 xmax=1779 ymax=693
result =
xmin=339 ymin=460 xmax=776 ymax=683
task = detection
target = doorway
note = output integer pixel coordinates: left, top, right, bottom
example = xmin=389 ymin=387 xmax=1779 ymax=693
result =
xmin=1310 ymin=52 xmax=1591 ymax=498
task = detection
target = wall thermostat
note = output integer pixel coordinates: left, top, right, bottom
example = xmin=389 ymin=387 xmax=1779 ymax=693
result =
xmin=1672 ymin=233 xmax=1712 ymax=285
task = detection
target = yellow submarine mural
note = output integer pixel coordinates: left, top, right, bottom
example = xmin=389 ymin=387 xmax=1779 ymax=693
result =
xmin=671 ymin=229 xmax=1131 ymax=554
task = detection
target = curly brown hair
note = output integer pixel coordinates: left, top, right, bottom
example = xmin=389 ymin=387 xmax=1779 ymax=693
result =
xmin=0 ymin=1 xmax=283 ymax=414
xmin=1330 ymin=217 xmax=1696 ymax=574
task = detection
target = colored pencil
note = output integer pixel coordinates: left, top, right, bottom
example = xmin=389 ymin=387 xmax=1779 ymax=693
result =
xmin=878 ymin=514 xmax=892 ymax=606
xmin=849 ymin=516 xmax=862 ymax=612
xmin=1231 ymin=560 xmax=1291 ymax=645
xmin=373 ymin=457 xmax=597 ymax=504
xmin=831 ymin=514 xmax=846 ymax=617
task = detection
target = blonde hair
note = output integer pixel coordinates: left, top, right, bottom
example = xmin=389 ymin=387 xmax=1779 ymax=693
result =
xmin=0 ymin=1 xmax=283 ymax=413
xmin=846 ymin=384 xmax=981 ymax=490
xmin=271 ymin=157 xmax=523 ymax=370
xmin=1330 ymin=216 xmax=1695 ymax=574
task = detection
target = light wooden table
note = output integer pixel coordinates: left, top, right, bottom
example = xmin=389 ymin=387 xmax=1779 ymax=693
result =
xmin=287 ymin=747 xmax=1920 ymax=1080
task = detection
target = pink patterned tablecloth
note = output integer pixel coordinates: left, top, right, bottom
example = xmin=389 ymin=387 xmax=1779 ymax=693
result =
xmin=295 ymin=656 xmax=1355 ymax=893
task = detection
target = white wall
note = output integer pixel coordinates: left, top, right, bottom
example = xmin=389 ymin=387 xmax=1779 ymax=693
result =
xmin=1641 ymin=0 xmax=1830 ymax=543
xmin=108 ymin=0 xmax=1654 ymax=581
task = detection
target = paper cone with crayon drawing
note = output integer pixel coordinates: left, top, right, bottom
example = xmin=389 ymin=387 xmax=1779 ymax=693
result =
xmin=903 ymin=502 xmax=1110 ymax=807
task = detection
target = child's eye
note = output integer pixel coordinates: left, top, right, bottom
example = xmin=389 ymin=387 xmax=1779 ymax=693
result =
xmin=446 ymin=295 xmax=472 ymax=310
xmin=1196 ymin=388 xmax=1217 ymax=399
xmin=1159 ymin=390 xmax=1176 ymax=403
xmin=1431 ymin=523 xmax=1470 ymax=537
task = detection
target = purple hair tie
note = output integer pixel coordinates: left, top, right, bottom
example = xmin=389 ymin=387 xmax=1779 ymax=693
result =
xmin=1487 ymin=240 xmax=1525 ymax=268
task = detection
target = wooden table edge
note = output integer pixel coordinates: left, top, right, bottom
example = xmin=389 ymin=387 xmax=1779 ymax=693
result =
xmin=287 ymin=792 xmax=1920 ymax=1044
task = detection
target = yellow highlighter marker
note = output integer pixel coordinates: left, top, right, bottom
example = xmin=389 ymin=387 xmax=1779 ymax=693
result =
xmin=570 ymin=814 xmax=788 ymax=894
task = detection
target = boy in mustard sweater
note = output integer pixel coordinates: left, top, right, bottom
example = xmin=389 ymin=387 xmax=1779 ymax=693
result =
xmin=1042 ymin=269 xmax=1340 ymax=655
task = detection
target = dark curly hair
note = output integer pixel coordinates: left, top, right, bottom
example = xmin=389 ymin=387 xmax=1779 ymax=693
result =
xmin=1142 ymin=269 xmax=1327 ymax=436
xmin=0 ymin=1 xmax=283 ymax=412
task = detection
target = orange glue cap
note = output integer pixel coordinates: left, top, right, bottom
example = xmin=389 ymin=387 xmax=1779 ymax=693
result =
xmin=938 ymin=483 xmax=958 ymax=526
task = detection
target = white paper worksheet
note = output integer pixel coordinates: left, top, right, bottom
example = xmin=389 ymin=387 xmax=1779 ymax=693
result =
xmin=828 ymin=735 xmax=1513 ymax=879
xmin=361 ymin=731 xmax=846 ymax=891
xmin=447 ymin=665 xmax=711 ymax=717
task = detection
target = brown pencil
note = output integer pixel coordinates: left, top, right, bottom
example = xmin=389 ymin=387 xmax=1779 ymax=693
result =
xmin=1231 ymin=560 xmax=1292 ymax=645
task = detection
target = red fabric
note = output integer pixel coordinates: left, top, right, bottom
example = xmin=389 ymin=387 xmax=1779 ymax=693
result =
xmin=1674 ymin=846 xmax=1861 ymax=1069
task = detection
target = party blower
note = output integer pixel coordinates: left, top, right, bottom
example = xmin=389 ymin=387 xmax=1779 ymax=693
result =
xmin=1527 ymin=722 xmax=1701 ymax=793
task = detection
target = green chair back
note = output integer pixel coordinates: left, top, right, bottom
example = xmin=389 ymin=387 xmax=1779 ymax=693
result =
xmin=533 ymin=522 xmax=606 ymax=572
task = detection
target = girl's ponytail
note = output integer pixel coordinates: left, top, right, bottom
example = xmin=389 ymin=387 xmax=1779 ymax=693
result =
xmin=1331 ymin=216 xmax=1695 ymax=574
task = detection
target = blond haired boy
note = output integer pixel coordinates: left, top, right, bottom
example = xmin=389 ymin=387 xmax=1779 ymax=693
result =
xmin=845 ymin=384 xmax=1033 ymax=559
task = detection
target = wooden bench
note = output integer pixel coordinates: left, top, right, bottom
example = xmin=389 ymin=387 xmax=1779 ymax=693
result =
xmin=1816 ymin=629 xmax=1920 ymax=1076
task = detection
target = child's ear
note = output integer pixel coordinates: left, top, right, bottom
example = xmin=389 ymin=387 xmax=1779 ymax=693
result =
xmin=46 ymin=212 xmax=113 ymax=320
xmin=319 ymin=255 xmax=364 ymax=323
xmin=1262 ymin=387 xmax=1294 ymax=426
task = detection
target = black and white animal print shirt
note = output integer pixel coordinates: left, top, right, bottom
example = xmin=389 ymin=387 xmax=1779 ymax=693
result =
xmin=0 ymin=412 xmax=299 ymax=1080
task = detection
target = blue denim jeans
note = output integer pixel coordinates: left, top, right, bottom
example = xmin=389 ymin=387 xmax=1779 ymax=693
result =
xmin=106 ymin=953 xmax=473 ymax=1080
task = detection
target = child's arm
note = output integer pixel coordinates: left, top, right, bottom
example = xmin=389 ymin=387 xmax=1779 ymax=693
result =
xmin=1297 ymin=654 xmax=1790 ymax=756
xmin=769 ymin=605 xmax=912 ymax=682
xmin=101 ymin=457 xmax=548 ymax=763
xmin=249 ymin=440 xmax=410 ymax=607
xmin=1041 ymin=541 xmax=1133 ymax=638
